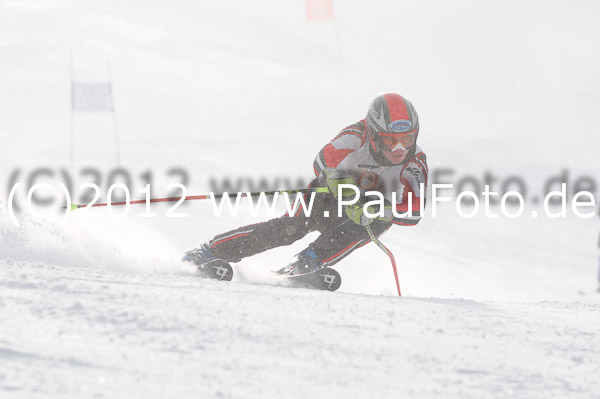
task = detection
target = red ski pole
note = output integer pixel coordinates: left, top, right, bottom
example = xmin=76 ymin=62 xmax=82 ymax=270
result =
xmin=365 ymin=225 xmax=401 ymax=296
xmin=67 ymin=187 xmax=329 ymax=210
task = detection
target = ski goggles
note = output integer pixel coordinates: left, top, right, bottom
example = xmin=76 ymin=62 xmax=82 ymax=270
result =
xmin=379 ymin=132 xmax=417 ymax=151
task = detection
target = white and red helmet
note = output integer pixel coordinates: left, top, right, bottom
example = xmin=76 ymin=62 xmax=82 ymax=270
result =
xmin=366 ymin=93 xmax=419 ymax=164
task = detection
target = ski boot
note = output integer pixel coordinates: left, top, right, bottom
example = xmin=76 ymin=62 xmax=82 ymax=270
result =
xmin=275 ymin=248 xmax=341 ymax=291
xmin=183 ymin=244 xmax=233 ymax=281
xmin=276 ymin=248 xmax=322 ymax=276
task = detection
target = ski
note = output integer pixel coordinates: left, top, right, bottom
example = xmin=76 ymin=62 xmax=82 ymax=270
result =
xmin=279 ymin=267 xmax=342 ymax=291
xmin=196 ymin=259 xmax=234 ymax=281
xmin=191 ymin=259 xmax=341 ymax=291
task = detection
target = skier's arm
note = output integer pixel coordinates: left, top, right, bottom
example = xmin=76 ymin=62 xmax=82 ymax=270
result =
xmin=313 ymin=124 xmax=366 ymax=177
xmin=389 ymin=153 xmax=428 ymax=226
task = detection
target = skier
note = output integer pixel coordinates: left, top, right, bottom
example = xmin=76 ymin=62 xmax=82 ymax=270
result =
xmin=183 ymin=93 xmax=428 ymax=282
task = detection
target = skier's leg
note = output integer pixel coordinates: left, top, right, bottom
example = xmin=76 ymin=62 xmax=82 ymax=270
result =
xmin=310 ymin=219 xmax=392 ymax=267
xmin=278 ymin=219 xmax=392 ymax=275
xmin=186 ymin=181 xmax=338 ymax=265
xmin=206 ymin=216 xmax=311 ymax=262
xmin=182 ymin=217 xmax=311 ymax=267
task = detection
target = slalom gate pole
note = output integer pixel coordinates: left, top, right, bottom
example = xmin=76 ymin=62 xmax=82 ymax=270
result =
xmin=68 ymin=187 xmax=330 ymax=210
xmin=365 ymin=225 xmax=401 ymax=297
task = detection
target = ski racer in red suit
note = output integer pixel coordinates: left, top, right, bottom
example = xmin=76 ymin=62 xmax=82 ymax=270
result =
xmin=183 ymin=93 xmax=428 ymax=277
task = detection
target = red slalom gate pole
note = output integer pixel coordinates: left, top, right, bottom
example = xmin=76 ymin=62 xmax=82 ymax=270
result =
xmin=67 ymin=187 xmax=330 ymax=210
xmin=365 ymin=225 xmax=401 ymax=297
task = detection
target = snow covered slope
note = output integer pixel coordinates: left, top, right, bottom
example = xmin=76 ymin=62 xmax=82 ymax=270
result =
xmin=2 ymin=260 xmax=600 ymax=399
xmin=1 ymin=0 xmax=600 ymax=397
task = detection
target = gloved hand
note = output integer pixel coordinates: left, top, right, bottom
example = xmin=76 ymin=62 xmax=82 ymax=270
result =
xmin=344 ymin=204 xmax=376 ymax=226
xmin=320 ymin=168 xmax=357 ymax=201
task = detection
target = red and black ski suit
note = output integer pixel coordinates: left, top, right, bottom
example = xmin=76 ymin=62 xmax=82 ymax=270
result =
xmin=207 ymin=120 xmax=428 ymax=268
